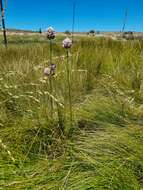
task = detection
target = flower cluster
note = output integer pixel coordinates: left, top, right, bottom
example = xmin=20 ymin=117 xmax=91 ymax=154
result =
xmin=46 ymin=27 xmax=56 ymax=40
xmin=44 ymin=27 xmax=73 ymax=77
xmin=50 ymin=63 xmax=56 ymax=75
xmin=44 ymin=63 xmax=56 ymax=77
xmin=62 ymin=37 xmax=72 ymax=49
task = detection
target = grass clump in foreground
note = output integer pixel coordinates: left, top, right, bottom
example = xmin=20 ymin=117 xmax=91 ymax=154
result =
xmin=0 ymin=36 xmax=143 ymax=189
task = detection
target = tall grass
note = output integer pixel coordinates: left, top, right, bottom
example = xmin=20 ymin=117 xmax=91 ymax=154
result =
xmin=0 ymin=36 xmax=143 ymax=189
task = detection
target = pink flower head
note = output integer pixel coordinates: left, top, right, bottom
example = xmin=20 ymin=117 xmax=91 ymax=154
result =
xmin=47 ymin=27 xmax=56 ymax=40
xmin=50 ymin=63 xmax=56 ymax=75
xmin=62 ymin=37 xmax=72 ymax=49
xmin=44 ymin=67 xmax=51 ymax=76
xmin=50 ymin=63 xmax=56 ymax=71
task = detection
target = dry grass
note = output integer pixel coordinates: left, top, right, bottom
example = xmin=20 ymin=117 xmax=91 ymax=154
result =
xmin=0 ymin=36 xmax=143 ymax=189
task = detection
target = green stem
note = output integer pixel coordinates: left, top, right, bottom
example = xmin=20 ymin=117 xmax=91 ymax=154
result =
xmin=49 ymin=39 xmax=53 ymax=119
xmin=66 ymin=50 xmax=73 ymax=130
xmin=57 ymin=103 xmax=64 ymax=134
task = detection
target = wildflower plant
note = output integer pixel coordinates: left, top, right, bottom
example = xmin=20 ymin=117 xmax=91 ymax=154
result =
xmin=46 ymin=26 xmax=56 ymax=119
xmin=62 ymin=37 xmax=73 ymax=132
xmin=44 ymin=27 xmax=65 ymax=132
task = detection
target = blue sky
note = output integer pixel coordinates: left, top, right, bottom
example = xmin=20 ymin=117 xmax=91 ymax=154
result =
xmin=4 ymin=0 xmax=143 ymax=32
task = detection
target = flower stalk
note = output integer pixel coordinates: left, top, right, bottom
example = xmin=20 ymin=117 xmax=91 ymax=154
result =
xmin=49 ymin=39 xmax=54 ymax=119
xmin=62 ymin=37 xmax=73 ymax=131
xmin=46 ymin=27 xmax=56 ymax=119
xmin=66 ymin=49 xmax=73 ymax=129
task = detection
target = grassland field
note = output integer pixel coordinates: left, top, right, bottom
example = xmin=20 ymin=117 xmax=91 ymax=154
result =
xmin=0 ymin=34 xmax=143 ymax=190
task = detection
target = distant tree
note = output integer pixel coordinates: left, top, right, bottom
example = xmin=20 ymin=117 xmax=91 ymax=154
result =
xmin=89 ymin=30 xmax=95 ymax=36
xmin=122 ymin=31 xmax=134 ymax=40
xmin=39 ymin=28 xmax=42 ymax=34
xmin=65 ymin=30 xmax=71 ymax=35
xmin=96 ymin=31 xmax=100 ymax=35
